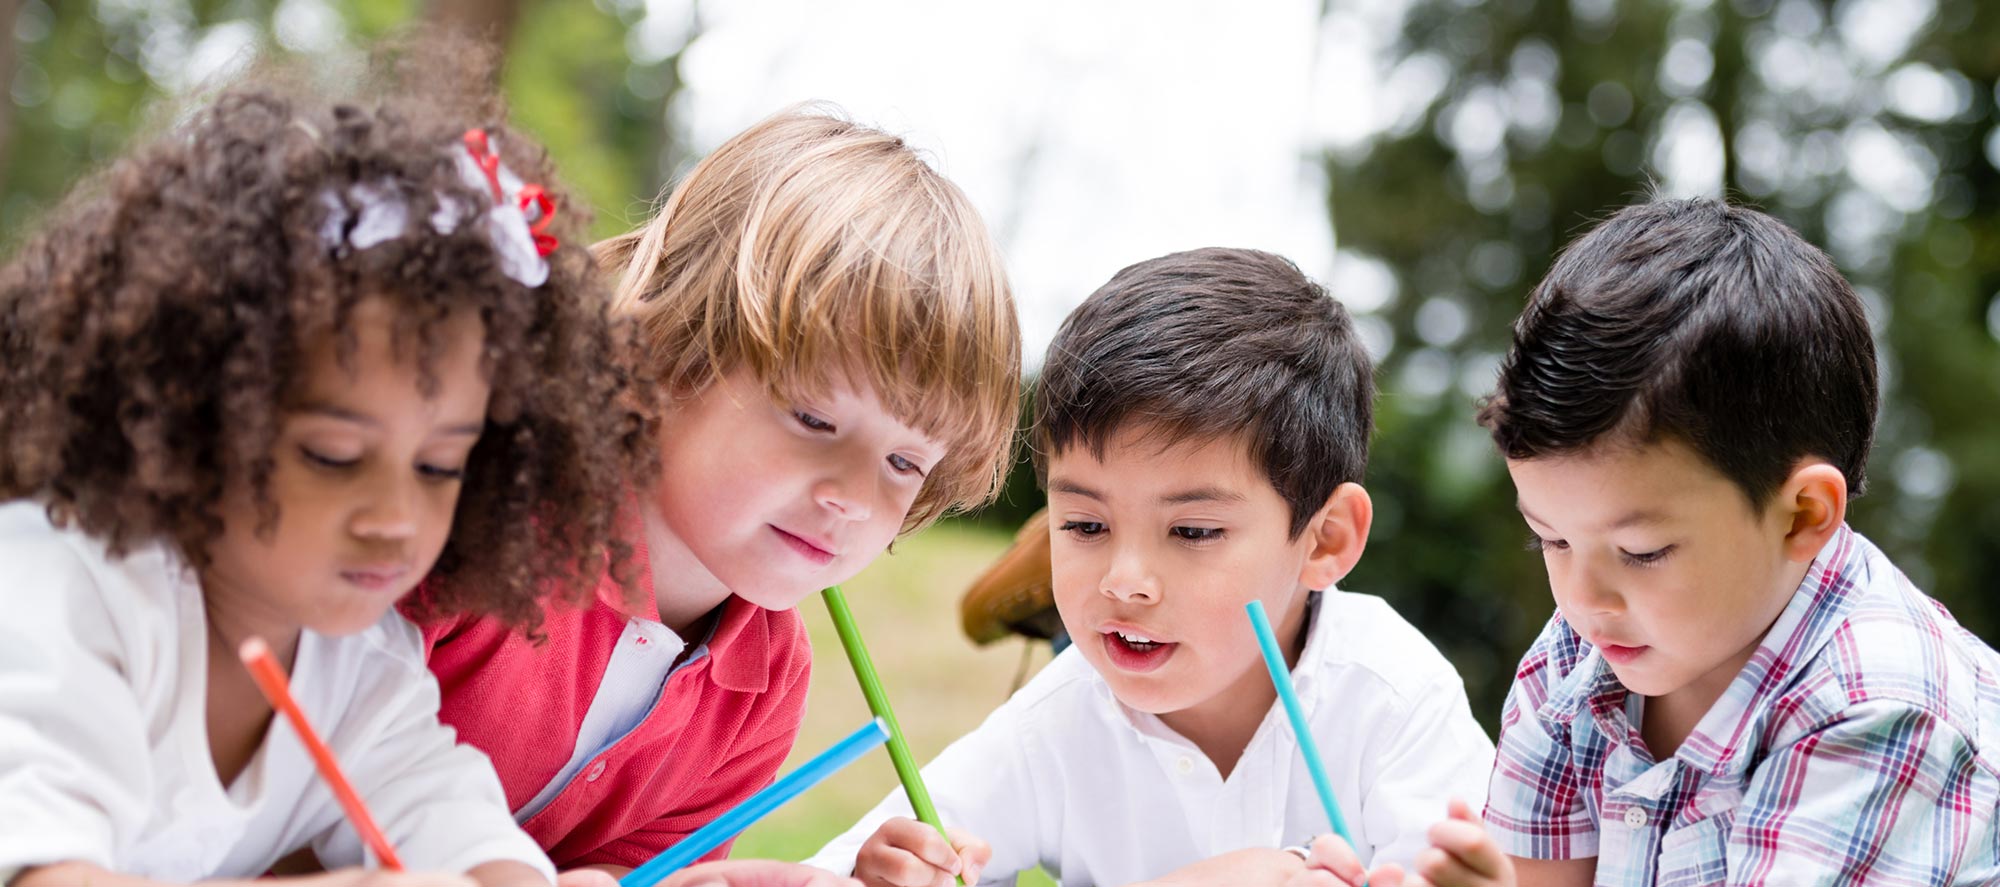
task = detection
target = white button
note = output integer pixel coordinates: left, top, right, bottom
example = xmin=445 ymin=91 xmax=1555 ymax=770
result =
xmin=585 ymin=760 xmax=608 ymax=782
xmin=1623 ymin=806 xmax=1647 ymax=829
xmin=1175 ymin=756 xmax=1195 ymax=774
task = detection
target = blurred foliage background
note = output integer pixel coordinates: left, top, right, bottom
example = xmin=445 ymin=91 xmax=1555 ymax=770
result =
xmin=3 ymin=0 xmax=1995 ymax=880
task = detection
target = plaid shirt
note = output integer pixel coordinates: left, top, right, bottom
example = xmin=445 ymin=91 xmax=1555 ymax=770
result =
xmin=1486 ymin=526 xmax=2000 ymax=886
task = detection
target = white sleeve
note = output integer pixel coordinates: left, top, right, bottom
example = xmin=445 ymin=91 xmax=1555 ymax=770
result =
xmin=308 ymin=619 xmax=554 ymax=882
xmin=803 ymin=700 xmax=1047 ymax=885
xmin=1356 ymin=673 xmax=1497 ymax=869
xmin=0 ymin=523 xmax=155 ymax=876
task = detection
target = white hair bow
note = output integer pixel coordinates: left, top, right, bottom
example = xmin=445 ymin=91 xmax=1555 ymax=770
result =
xmin=316 ymin=129 xmax=559 ymax=288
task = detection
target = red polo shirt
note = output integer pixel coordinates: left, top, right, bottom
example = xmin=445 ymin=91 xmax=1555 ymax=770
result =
xmin=411 ymin=540 xmax=811 ymax=869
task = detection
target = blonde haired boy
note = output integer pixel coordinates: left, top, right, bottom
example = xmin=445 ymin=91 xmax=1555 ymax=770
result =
xmin=415 ymin=107 xmax=1020 ymax=886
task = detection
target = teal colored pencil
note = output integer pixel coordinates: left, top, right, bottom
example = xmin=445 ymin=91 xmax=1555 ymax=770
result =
xmin=620 ymin=718 xmax=890 ymax=887
xmin=822 ymin=586 xmax=965 ymax=886
xmin=1247 ymin=600 xmax=1359 ymax=853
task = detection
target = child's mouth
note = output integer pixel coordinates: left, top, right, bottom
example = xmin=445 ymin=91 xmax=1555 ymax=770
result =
xmin=1101 ymin=629 xmax=1177 ymax=673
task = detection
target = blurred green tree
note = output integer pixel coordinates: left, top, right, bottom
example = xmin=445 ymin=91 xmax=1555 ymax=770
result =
xmin=0 ymin=0 xmax=688 ymax=245
xmin=1318 ymin=0 xmax=2000 ymax=730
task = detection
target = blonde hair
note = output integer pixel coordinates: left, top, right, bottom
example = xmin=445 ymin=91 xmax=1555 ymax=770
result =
xmin=596 ymin=105 xmax=1021 ymax=531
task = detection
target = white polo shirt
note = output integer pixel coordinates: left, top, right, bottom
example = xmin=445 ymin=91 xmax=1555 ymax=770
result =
xmin=0 ymin=501 xmax=555 ymax=882
xmin=804 ymin=590 xmax=1495 ymax=885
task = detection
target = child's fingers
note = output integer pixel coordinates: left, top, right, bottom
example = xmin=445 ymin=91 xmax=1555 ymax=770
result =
xmin=338 ymin=871 xmax=477 ymax=887
xmin=1446 ymin=797 xmax=1478 ymax=823
xmin=856 ymin=847 xmax=952 ymax=887
xmin=1363 ymin=862 xmax=1408 ymax=886
xmin=945 ymin=827 xmax=991 ymax=884
xmin=1284 ymin=870 xmax=1347 ymax=887
xmin=1426 ymin=819 xmax=1508 ymax=880
xmin=1302 ymin=834 xmax=1368 ymax=884
xmin=876 ymin=818 xmax=964 ymax=875
xmin=855 ymin=820 xmax=965 ymax=887
xmin=556 ymin=869 xmax=621 ymax=887
xmin=1414 ymin=843 xmax=1502 ymax=887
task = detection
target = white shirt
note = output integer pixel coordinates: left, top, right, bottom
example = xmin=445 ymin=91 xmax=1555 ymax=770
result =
xmin=0 ymin=501 xmax=555 ymax=882
xmin=514 ymin=617 xmax=703 ymax=822
xmin=805 ymin=590 xmax=1496 ymax=886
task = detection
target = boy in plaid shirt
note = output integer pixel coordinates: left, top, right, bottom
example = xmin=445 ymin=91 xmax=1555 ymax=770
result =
xmin=1304 ymin=199 xmax=1999 ymax=887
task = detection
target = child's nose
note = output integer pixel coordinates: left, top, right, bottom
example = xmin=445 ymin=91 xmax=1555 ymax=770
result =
xmin=350 ymin=469 xmax=420 ymax=541
xmin=1099 ymin=544 xmax=1160 ymax=603
xmin=1561 ymin=560 xmax=1623 ymax=615
xmin=813 ymin=475 xmax=875 ymax=522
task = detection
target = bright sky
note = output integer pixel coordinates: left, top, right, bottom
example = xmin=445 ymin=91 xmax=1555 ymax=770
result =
xmin=668 ymin=0 xmax=1335 ymax=367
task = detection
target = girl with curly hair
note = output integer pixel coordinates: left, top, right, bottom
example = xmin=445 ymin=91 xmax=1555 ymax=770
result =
xmin=0 ymin=58 xmax=652 ymax=887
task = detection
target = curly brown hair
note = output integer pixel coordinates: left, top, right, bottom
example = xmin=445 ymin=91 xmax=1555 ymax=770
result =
xmin=0 ymin=45 xmax=655 ymax=632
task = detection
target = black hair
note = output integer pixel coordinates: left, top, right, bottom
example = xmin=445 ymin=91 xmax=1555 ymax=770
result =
xmin=1032 ymin=247 xmax=1375 ymax=536
xmin=1479 ymin=197 xmax=1878 ymax=506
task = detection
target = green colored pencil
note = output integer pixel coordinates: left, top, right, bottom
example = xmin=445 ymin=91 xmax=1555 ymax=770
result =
xmin=820 ymin=585 xmax=965 ymax=886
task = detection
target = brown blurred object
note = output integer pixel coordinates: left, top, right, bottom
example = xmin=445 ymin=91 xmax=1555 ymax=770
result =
xmin=959 ymin=507 xmax=1062 ymax=644
xmin=424 ymin=0 xmax=527 ymax=62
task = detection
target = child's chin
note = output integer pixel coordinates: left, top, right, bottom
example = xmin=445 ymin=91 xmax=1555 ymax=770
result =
xmin=1101 ymin=675 xmax=1195 ymax=715
xmin=308 ymin=606 xmax=394 ymax=638
xmin=730 ymin=581 xmax=818 ymax=612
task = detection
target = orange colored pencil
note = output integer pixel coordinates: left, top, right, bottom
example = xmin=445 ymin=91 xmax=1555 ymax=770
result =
xmin=239 ymin=637 xmax=404 ymax=871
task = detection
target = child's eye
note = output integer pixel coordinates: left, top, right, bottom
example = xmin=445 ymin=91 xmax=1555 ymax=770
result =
xmin=887 ymin=453 xmax=926 ymax=477
xmin=300 ymin=446 xmax=358 ymax=471
xmin=1171 ymin=526 xmax=1223 ymax=543
xmin=794 ymin=410 xmax=835 ymax=432
xmin=419 ymin=463 xmax=466 ymax=482
xmin=1059 ymin=520 xmax=1106 ymax=538
xmin=1526 ymin=535 xmax=1569 ymax=552
xmin=1620 ymin=545 xmax=1675 ymax=567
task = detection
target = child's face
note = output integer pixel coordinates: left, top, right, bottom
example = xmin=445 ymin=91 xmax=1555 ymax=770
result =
xmin=649 ymin=366 xmax=945 ymax=610
xmin=1507 ymin=437 xmax=1808 ymax=706
xmin=1047 ymin=425 xmax=1320 ymax=719
xmin=202 ymin=298 xmax=490 ymax=639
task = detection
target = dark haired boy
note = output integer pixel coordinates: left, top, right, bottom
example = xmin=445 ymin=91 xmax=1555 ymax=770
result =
xmin=804 ymin=248 xmax=1493 ymax=886
xmin=1319 ymin=199 xmax=2000 ymax=887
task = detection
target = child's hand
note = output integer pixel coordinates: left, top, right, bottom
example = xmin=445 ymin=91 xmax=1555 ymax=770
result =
xmin=1137 ymin=847 xmax=1309 ymax=886
xmin=852 ymin=817 xmax=990 ymax=887
xmin=1406 ymin=799 xmax=1514 ymax=887
xmin=308 ymin=872 xmax=480 ymax=887
xmin=1284 ymin=800 xmax=1517 ymax=887
xmin=556 ymin=868 xmax=621 ymax=887
xmin=1280 ymin=835 xmax=1414 ymax=887
xmin=662 ymin=860 xmax=863 ymax=887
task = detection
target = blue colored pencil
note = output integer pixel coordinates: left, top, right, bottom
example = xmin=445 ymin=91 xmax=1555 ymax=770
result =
xmin=620 ymin=718 xmax=892 ymax=887
xmin=1247 ymin=600 xmax=1359 ymax=849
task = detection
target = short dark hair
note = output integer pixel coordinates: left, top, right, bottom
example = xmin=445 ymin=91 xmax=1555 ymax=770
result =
xmin=1479 ymin=198 xmax=1878 ymax=506
xmin=1032 ymin=247 xmax=1375 ymax=537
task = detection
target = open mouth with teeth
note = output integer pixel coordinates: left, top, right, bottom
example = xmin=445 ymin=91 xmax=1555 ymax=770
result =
xmin=1101 ymin=629 xmax=1178 ymax=673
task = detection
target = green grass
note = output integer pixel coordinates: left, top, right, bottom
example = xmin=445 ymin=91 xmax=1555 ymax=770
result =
xmin=731 ymin=520 xmax=1058 ymax=886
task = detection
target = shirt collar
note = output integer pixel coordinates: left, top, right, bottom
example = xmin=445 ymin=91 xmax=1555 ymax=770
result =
xmin=1536 ymin=623 xmax=1626 ymax=729
xmin=597 ymin=507 xmax=775 ymax=694
xmin=1535 ymin=525 xmax=1869 ymax=776
xmin=1675 ymin=524 xmax=1866 ymax=776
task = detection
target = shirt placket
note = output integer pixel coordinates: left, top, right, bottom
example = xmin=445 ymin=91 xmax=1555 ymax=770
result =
xmin=1598 ymin=748 xmax=1681 ymax=886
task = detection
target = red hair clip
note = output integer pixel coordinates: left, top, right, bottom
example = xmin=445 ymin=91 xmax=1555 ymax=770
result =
xmin=462 ymin=128 xmax=560 ymax=257
xmin=462 ymin=130 xmax=506 ymax=202
xmin=517 ymin=184 xmax=558 ymax=257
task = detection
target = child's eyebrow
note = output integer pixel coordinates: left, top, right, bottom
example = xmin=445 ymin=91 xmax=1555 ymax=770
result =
xmin=295 ymin=404 xmax=483 ymax=437
xmin=1516 ymin=500 xmax=1670 ymax=531
xmin=1159 ymin=486 xmax=1246 ymax=506
xmin=1606 ymin=508 xmax=1672 ymax=529
xmin=1048 ymin=479 xmax=1106 ymax=502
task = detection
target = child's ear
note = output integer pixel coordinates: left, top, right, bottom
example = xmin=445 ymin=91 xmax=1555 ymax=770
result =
xmin=1298 ymin=483 xmax=1373 ymax=591
xmin=1776 ymin=460 xmax=1847 ymax=564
